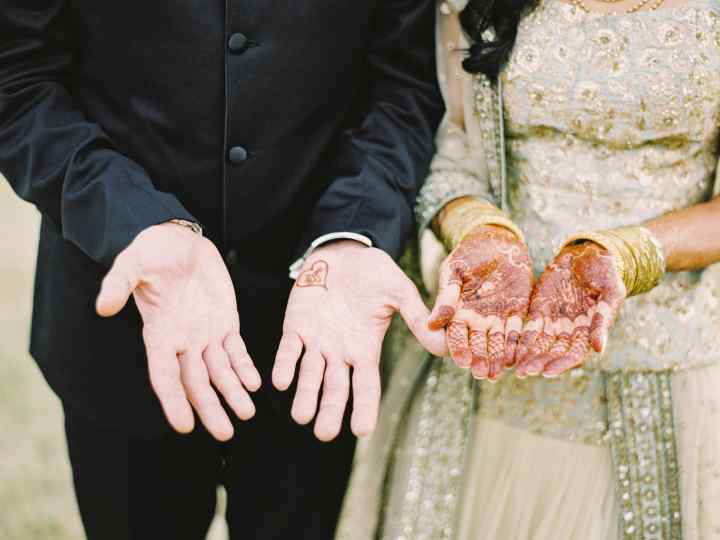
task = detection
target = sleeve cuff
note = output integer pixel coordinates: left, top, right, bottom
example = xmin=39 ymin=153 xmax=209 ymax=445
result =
xmin=289 ymin=232 xmax=373 ymax=279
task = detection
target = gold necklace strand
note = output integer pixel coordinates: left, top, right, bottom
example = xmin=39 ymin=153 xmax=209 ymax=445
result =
xmin=627 ymin=0 xmax=665 ymax=13
xmin=571 ymin=0 xmax=665 ymax=14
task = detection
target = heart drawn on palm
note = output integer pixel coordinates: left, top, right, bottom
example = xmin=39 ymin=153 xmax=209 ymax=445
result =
xmin=296 ymin=260 xmax=329 ymax=290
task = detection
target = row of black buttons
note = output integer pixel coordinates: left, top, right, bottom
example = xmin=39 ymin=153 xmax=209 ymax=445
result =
xmin=224 ymin=32 xmax=252 ymax=252
xmin=227 ymin=33 xmax=251 ymax=164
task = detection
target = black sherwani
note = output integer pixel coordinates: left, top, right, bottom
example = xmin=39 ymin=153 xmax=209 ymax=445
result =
xmin=0 ymin=1 xmax=442 ymax=538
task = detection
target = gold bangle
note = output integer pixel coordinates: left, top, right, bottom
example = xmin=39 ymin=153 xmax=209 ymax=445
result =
xmin=560 ymin=226 xmax=666 ymax=297
xmin=437 ymin=198 xmax=525 ymax=251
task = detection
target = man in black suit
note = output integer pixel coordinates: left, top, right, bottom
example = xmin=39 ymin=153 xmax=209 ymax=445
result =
xmin=0 ymin=1 xmax=444 ymax=538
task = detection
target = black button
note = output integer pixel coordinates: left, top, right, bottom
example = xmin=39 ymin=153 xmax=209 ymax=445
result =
xmin=228 ymin=146 xmax=248 ymax=164
xmin=228 ymin=33 xmax=249 ymax=54
xmin=225 ymin=250 xmax=239 ymax=266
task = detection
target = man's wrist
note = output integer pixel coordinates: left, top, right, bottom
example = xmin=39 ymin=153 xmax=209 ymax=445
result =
xmin=289 ymin=232 xmax=373 ymax=279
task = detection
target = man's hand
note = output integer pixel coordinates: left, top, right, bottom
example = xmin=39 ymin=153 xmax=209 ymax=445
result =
xmin=96 ymin=223 xmax=261 ymax=441
xmin=514 ymin=242 xmax=626 ymax=379
xmin=272 ymin=241 xmax=447 ymax=442
xmin=428 ymin=225 xmax=533 ymax=381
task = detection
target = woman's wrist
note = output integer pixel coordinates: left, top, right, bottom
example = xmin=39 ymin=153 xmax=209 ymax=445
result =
xmin=561 ymin=226 xmax=666 ymax=297
xmin=433 ymin=197 xmax=525 ymax=251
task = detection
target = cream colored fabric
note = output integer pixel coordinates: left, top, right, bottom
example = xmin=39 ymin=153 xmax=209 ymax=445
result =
xmin=672 ymin=363 xmax=720 ymax=538
xmin=457 ymin=418 xmax=620 ymax=540
xmin=455 ymin=362 xmax=720 ymax=540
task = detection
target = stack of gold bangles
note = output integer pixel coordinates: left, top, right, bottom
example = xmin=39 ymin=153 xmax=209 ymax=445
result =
xmin=436 ymin=198 xmax=525 ymax=251
xmin=561 ymin=226 xmax=666 ymax=297
xmin=436 ymin=198 xmax=666 ymax=298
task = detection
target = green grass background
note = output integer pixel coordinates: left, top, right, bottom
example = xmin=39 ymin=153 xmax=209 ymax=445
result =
xmin=0 ymin=180 xmax=227 ymax=539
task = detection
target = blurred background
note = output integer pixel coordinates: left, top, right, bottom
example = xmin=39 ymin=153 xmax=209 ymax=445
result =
xmin=0 ymin=179 xmax=226 ymax=539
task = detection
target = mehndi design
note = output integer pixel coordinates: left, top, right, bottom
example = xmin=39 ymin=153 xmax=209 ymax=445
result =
xmin=430 ymin=225 xmax=533 ymax=381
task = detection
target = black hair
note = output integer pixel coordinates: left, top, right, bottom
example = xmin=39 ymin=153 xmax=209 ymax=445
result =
xmin=459 ymin=0 xmax=539 ymax=78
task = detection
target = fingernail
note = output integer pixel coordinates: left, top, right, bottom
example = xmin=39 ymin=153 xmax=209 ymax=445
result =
xmin=525 ymin=360 xmax=543 ymax=375
xmin=542 ymin=370 xmax=560 ymax=379
xmin=456 ymin=357 xmax=472 ymax=369
xmin=428 ymin=306 xmax=455 ymax=330
xmin=471 ymin=366 xmax=488 ymax=379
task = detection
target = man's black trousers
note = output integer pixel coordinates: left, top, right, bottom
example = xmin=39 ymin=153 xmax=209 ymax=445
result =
xmin=63 ymin=390 xmax=356 ymax=540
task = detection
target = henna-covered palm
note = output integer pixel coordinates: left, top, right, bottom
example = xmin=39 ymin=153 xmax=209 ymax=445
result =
xmin=429 ymin=225 xmax=533 ymax=382
xmin=514 ymin=242 xmax=626 ymax=379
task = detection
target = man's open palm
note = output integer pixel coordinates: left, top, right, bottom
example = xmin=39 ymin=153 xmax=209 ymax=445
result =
xmin=96 ymin=223 xmax=261 ymax=441
xmin=272 ymin=241 xmax=447 ymax=442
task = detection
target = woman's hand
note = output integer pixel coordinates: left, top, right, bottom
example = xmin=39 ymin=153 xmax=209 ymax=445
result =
xmin=514 ymin=242 xmax=626 ymax=379
xmin=428 ymin=225 xmax=533 ymax=381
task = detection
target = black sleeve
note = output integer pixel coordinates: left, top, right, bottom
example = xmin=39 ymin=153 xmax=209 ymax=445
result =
xmin=0 ymin=0 xmax=195 ymax=267
xmin=299 ymin=0 xmax=444 ymax=260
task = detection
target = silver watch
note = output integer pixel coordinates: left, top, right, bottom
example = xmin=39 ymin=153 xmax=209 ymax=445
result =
xmin=168 ymin=219 xmax=203 ymax=236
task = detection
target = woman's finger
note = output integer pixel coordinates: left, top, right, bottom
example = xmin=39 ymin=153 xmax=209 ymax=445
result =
xmin=179 ymin=350 xmax=234 ymax=441
xmin=290 ymin=350 xmax=326 ymax=426
xmin=428 ymin=261 xmax=463 ymax=331
xmin=544 ymin=315 xmax=573 ymax=363
xmin=542 ymin=326 xmax=591 ymax=378
xmin=589 ymin=292 xmax=623 ymax=353
xmin=447 ymin=321 xmax=472 ymax=368
xmin=469 ymin=327 xmax=489 ymax=379
xmin=514 ymin=315 xmax=544 ymax=377
xmin=516 ymin=316 xmax=556 ymax=377
xmin=503 ymin=315 xmax=523 ymax=369
xmin=203 ymin=344 xmax=255 ymax=421
xmin=487 ymin=317 xmax=505 ymax=382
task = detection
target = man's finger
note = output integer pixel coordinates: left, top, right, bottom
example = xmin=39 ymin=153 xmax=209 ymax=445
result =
xmin=291 ymin=350 xmax=325 ymax=426
xmin=272 ymin=331 xmax=304 ymax=391
xmin=179 ymin=350 xmax=234 ymax=441
xmin=398 ymin=278 xmax=448 ymax=357
xmin=224 ymin=333 xmax=261 ymax=392
xmin=314 ymin=360 xmax=350 ymax=442
xmin=146 ymin=342 xmax=194 ymax=434
xmin=350 ymin=362 xmax=381 ymax=438
xmin=96 ymin=252 xmax=141 ymax=317
xmin=427 ymin=262 xmax=462 ymax=331
xmin=204 ymin=345 xmax=255 ymax=421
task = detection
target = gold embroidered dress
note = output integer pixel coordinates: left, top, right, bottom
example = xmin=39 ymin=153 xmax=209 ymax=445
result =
xmin=336 ymin=1 xmax=720 ymax=539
